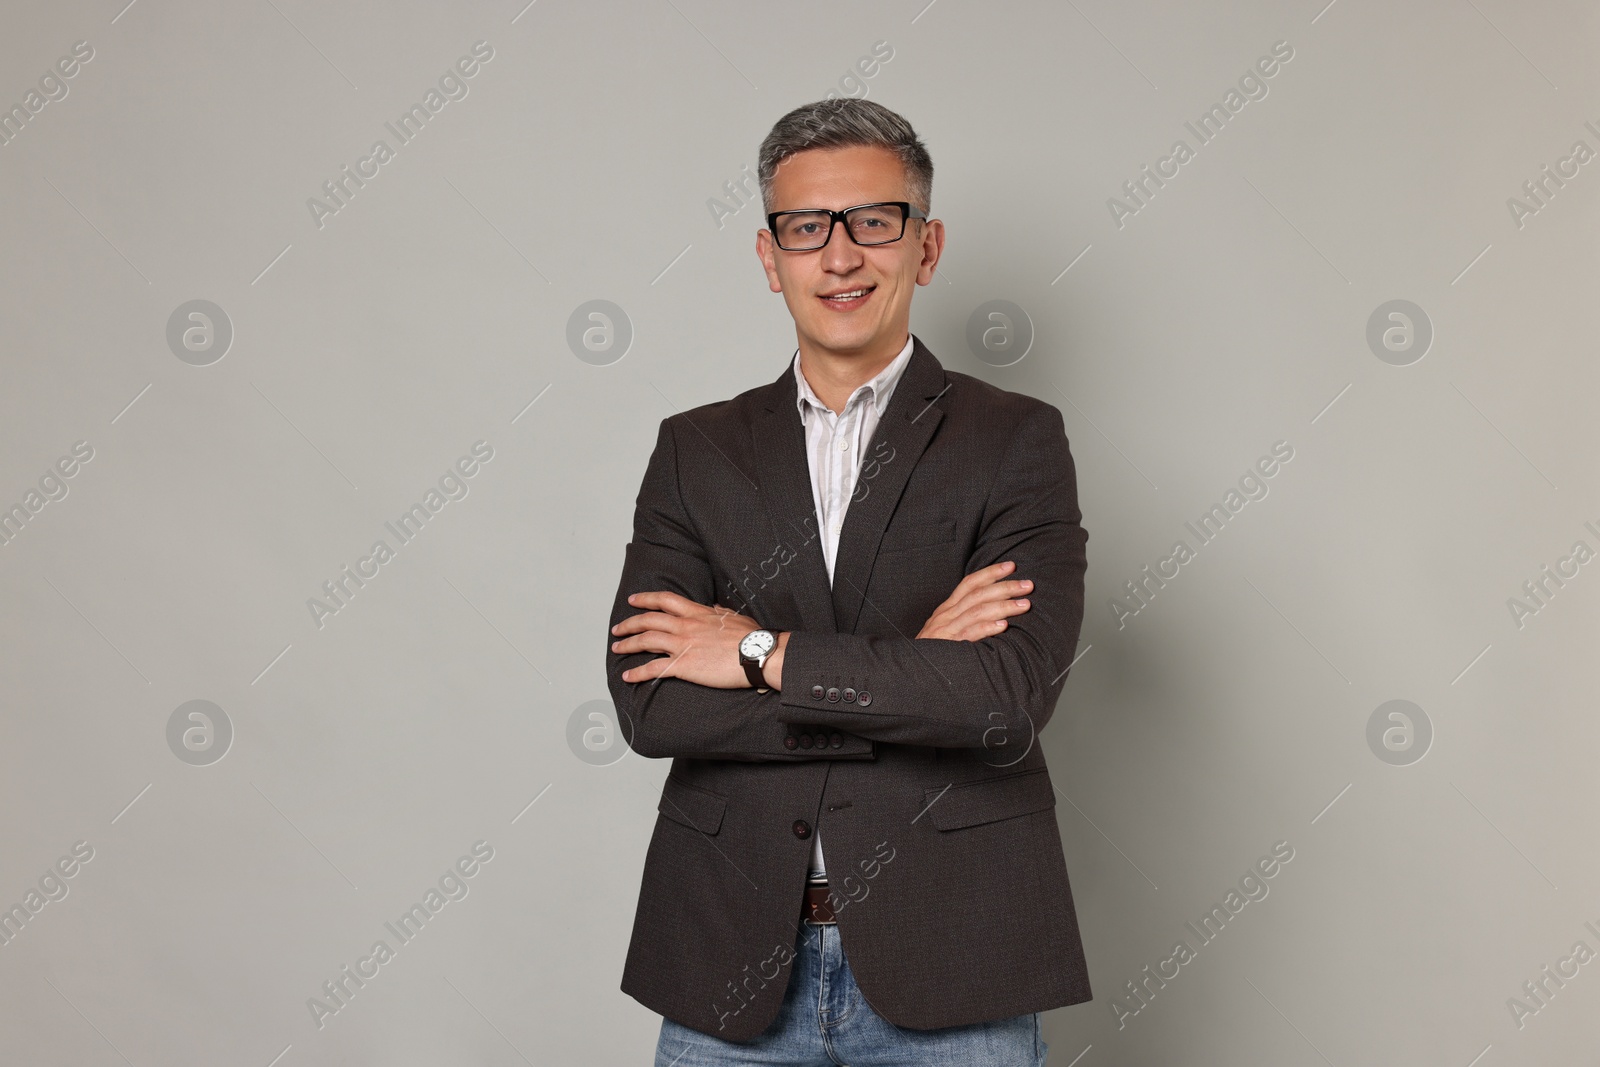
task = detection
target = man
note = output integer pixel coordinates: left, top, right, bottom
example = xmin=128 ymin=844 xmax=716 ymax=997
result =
xmin=607 ymin=98 xmax=1092 ymax=1065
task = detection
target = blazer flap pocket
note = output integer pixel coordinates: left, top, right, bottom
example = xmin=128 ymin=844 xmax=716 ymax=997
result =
xmin=658 ymin=774 xmax=727 ymax=835
xmin=880 ymin=518 xmax=956 ymax=553
xmin=924 ymin=768 xmax=1055 ymax=831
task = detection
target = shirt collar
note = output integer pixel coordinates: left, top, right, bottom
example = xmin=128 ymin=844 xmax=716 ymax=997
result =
xmin=792 ymin=334 xmax=916 ymax=420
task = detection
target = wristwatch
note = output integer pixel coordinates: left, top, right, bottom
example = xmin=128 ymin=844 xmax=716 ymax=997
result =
xmin=738 ymin=629 xmax=781 ymax=691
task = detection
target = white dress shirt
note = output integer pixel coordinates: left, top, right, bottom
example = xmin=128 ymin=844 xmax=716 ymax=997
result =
xmin=791 ymin=332 xmax=915 ymax=881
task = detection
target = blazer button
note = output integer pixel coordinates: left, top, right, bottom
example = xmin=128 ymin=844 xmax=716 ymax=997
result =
xmin=857 ymin=690 xmax=872 ymax=707
xmin=829 ymin=732 xmax=843 ymax=748
xmin=792 ymin=820 xmax=811 ymax=839
xmin=842 ymin=688 xmax=856 ymax=703
xmin=811 ymin=685 xmax=825 ymax=699
xmin=826 ymin=687 xmax=840 ymax=703
xmin=800 ymin=733 xmax=813 ymax=748
xmin=784 ymin=735 xmax=798 ymax=749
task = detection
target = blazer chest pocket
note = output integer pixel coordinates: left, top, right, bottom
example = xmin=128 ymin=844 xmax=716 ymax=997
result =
xmin=658 ymin=774 xmax=726 ymax=835
xmin=923 ymin=768 xmax=1055 ymax=831
xmin=878 ymin=518 xmax=956 ymax=554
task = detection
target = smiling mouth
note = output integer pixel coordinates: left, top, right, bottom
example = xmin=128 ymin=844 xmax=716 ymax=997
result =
xmin=819 ymin=286 xmax=875 ymax=310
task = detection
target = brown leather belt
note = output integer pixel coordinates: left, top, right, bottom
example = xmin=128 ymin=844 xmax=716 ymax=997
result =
xmin=803 ymin=882 xmax=837 ymax=924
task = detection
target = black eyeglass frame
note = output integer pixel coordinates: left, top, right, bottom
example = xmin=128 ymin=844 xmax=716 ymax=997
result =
xmin=765 ymin=201 xmax=929 ymax=251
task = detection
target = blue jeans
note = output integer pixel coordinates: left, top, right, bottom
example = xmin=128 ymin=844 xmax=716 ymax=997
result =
xmin=654 ymin=920 xmax=1047 ymax=1066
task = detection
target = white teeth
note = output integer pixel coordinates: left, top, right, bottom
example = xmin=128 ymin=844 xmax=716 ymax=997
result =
xmin=825 ymin=289 xmax=869 ymax=300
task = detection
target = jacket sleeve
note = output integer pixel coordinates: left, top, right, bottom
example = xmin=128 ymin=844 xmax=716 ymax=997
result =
xmin=606 ymin=417 xmax=875 ymax=762
xmin=775 ymin=403 xmax=1087 ymax=751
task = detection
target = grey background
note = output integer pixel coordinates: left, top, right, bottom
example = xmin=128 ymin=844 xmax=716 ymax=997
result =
xmin=1 ymin=0 xmax=1595 ymax=1064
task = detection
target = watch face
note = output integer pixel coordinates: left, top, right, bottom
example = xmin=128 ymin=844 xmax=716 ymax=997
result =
xmin=739 ymin=630 xmax=775 ymax=659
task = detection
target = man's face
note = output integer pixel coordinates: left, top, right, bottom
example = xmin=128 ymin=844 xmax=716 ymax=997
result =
xmin=756 ymin=144 xmax=943 ymax=360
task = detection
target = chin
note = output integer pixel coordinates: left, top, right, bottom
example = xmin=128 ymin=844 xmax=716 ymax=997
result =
xmin=808 ymin=320 xmax=879 ymax=354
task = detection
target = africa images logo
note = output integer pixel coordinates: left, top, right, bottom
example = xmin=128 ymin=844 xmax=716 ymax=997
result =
xmin=305 ymin=41 xmax=495 ymax=230
xmin=306 ymin=441 xmax=494 ymax=630
xmin=1110 ymin=441 xmax=1294 ymax=629
xmin=1106 ymin=40 xmax=1295 ymax=229
xmin=306 ymin=841 xmax=494 ymax=1029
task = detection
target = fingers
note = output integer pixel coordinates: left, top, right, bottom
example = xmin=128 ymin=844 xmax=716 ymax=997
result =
xmin=954 ymin=612 xmax=1019 ymax=642
xmin=970 ymin=594 xmax=1034 ymax=623
xmin=620 ymin=652 xmax=680 ymax=683
xmin=945 ymin=576 xmax=1033 ymax=619
xmin=611 ymin=631 xmax=674 ymax=657
xmin=918 ymin=562 xmax=1036 ymax=641
xmin=917 ymin=598 xmax=1030 ymax=641
xmin=611 ymin=611 xmax=685 ymax=637
xmin=626 ymin=590 xmax=712 ymax=615
xmin=965 ymin=576 xmax=1034 ymax=605
xmin=948 ymin=596 xmax=1032 ymax=641
xmin=946 ymin=560 xmax=1016 ymax=599
xmin=943 ymin=562 xmax=1029 ymax=607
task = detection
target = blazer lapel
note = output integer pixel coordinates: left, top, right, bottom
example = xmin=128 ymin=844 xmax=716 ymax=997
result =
xmin=830 ymin=337 xmax=946 ymax=632
xmin=749 ymin=337 xmax=949 ymax=637
xmin=750 ymin=359 xmax=839 ymax=636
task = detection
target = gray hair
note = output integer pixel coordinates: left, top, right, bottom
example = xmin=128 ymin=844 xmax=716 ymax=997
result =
xmin=757 ymin=98 xmax=933 ymax=215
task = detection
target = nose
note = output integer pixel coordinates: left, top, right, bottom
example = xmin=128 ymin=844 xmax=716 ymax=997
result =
xmin=819 ymin=218 xmax=864 ymax=273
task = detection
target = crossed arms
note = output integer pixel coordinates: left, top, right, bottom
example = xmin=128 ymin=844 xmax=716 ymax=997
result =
xmin=604 ymin=403 xmax=1087 ymax=761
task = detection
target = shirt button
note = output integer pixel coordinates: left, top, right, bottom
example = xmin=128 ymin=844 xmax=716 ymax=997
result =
xmin=793 ymin=820 xmax=811 ymax=839
xmin=826 ymin=687 xmax=840 ymax=703
xmin=811 ymin=685 xmax=825 ymax=699
xmin=857 ymin=690 xmax=872 ymax=707
xmin=838 ymin=438 xmax=850 ymax=451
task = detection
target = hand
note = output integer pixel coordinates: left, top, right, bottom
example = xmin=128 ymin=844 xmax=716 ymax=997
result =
xmin=611 ymin=591 xmax=763 ymax=688
xmin=916 ymin=560 xmax=1033 ymax=641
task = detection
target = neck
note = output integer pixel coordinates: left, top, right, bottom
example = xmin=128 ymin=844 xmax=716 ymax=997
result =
xmin=796 ymin=331 xmax=909 ymax=415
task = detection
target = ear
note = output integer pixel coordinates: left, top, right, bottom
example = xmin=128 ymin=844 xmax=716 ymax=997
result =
xmin=756 ymin=229 xmax=784 ymax=293
xmin=914 ymin=218 xmax=946 ymax=286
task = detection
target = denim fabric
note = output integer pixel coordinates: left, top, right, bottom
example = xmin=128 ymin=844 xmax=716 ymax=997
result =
xmin=654 ymin=921 xmax=1047 ymax=1066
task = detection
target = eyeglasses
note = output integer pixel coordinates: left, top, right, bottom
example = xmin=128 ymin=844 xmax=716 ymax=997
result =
xmin=766 ymin=202 xmax=927 ymax=251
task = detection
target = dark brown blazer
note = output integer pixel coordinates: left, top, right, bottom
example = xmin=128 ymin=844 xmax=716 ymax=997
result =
xmin=608 ymin=335 xmax=1093 ymax=1042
